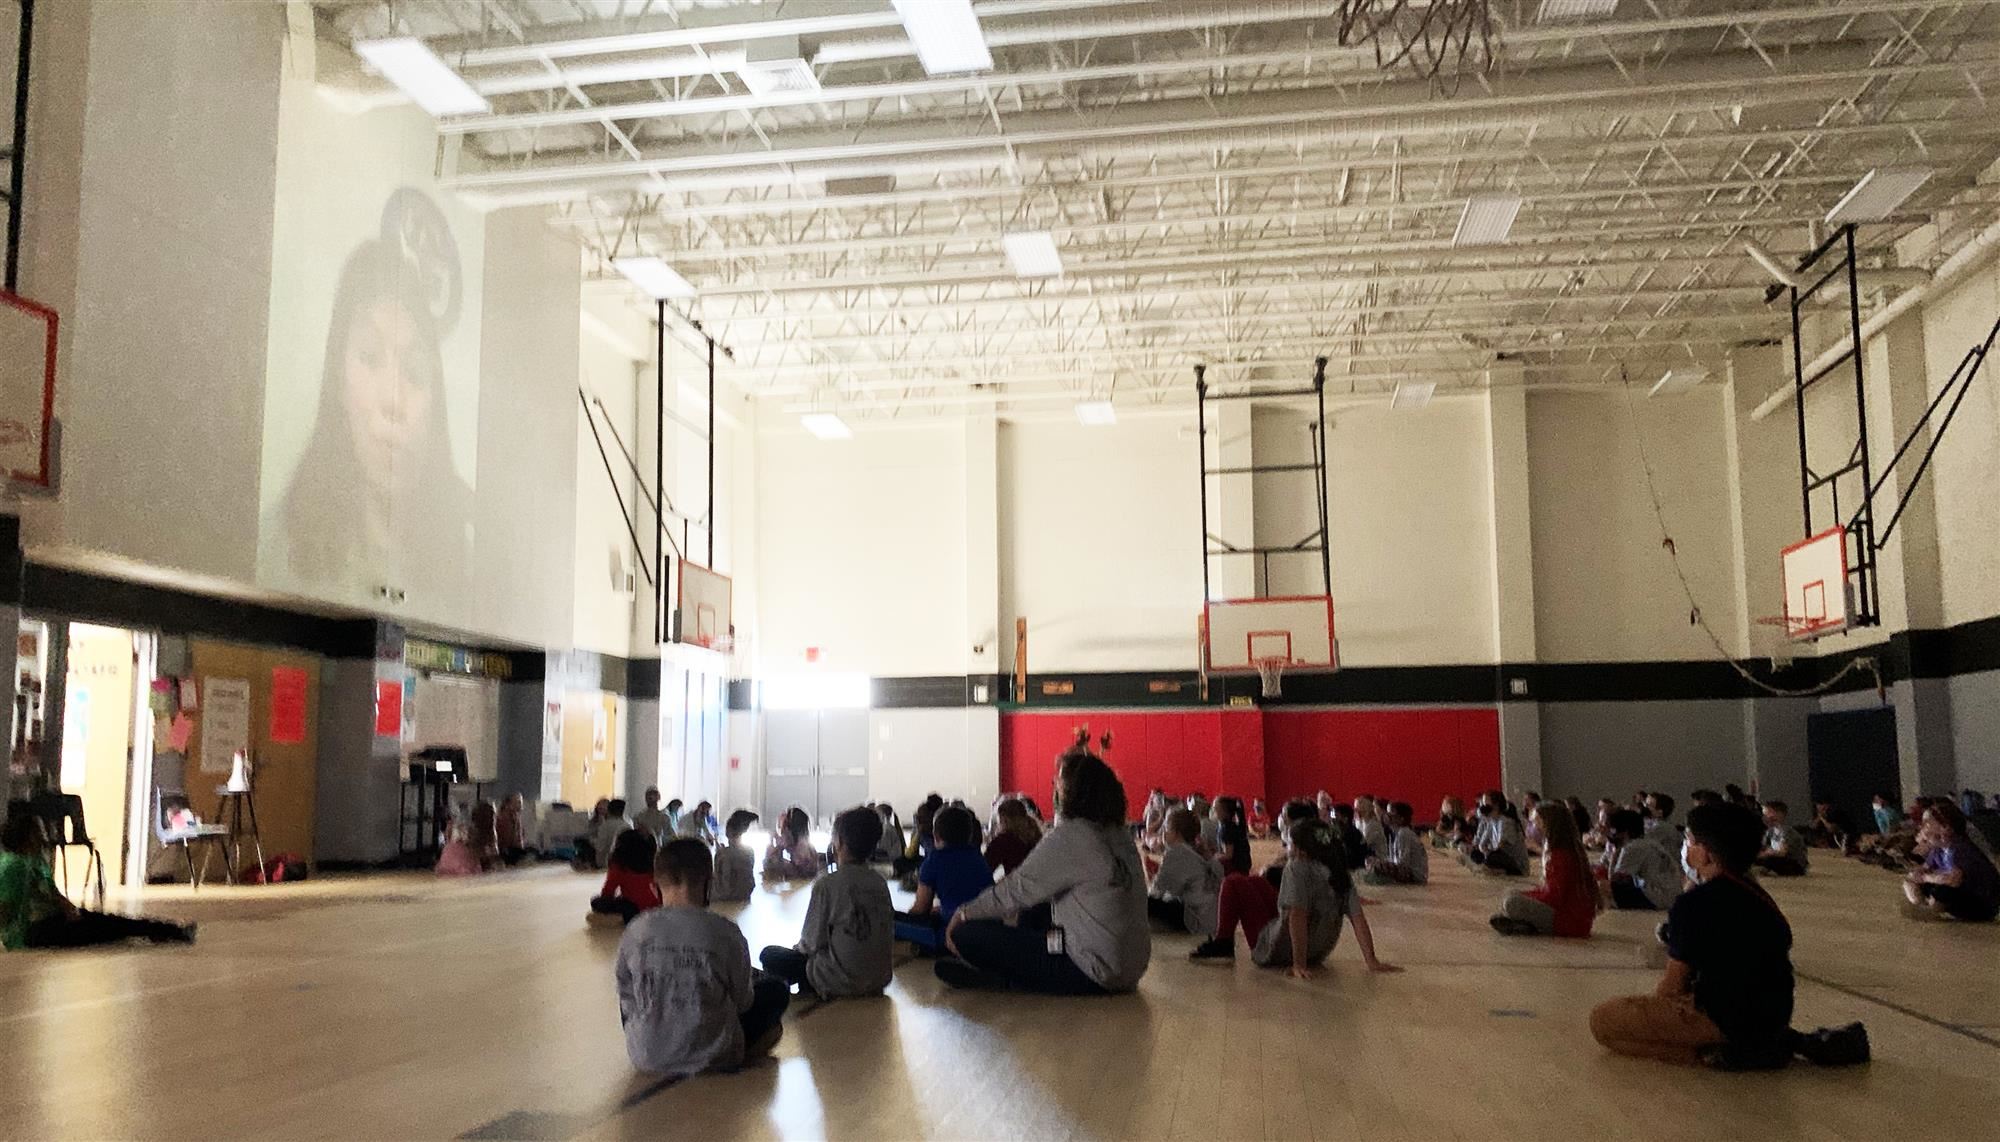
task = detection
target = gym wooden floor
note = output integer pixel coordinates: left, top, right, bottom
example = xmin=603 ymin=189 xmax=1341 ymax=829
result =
xmin=3 ymin=851 xmax=1995 ymax=1141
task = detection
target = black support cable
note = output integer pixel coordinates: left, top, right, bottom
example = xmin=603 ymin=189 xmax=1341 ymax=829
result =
xmin=5 ymin=0 xmax=34 ymax=293
xmin=578 ymin=390 xmax=653 ymax=589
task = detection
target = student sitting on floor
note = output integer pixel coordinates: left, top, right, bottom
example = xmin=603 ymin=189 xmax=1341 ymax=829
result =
xmin=1902 ymin=801 xmax=2000 ymax=922
xmin=2 ymin=815 xmax=196 ymax=950
xmin=938 ymin=749 xmax=1151 ymax=995
xmin=1871 ymin=792 xmax=1902 ymax=839
xmin=893 ymin=796 xmax=943 ymax=881
xmin=1643 ymin=792 xmax=1680 ymax=840
xmin=1191 ymin=818 xmax=1397 ymax=974
xmin=1464 ymin=793 xmax=1529 ymax=876
xmin=1491 ymin=804 xmax=1599 ymax=938
xmin=762 ymin=807 xmax=894 ymax=999
xmin=678 ymin=800 xmax=717 ymax=846
xmin=1603 ymin=809 xmax=1683 ymax=912
xmin=1365 ymin=802 xmax=1429 ymax=885
xmin=1589 ymin=802 xmax=1796 ymax=1068
xmin=632 ymin=787 xmax=670 ymax=840
xmin=1807 ymin=800 xmax=1859 ymax=854
xmin=616 ymin=838 xmax=789 ymax=1076
xmin=588 ymin=828 xmax=663 ymax=928
xmin=763 ymin=806 xmax=821 ymax=882
xmin=1214 ymin=796 xmax=1252 ymax=877
xmin=1754 ymin=801 xmax=1810 ymax=877
xmin=985 ymin=797 xmax=1042 ymax=876
xmin=1248 ymin=798 xmax=1271 ymax=839
xmin=1353 ymin=796 xmax=1392 ymax=864
xmin=496 ymin=793 xmax=535 ymax=865
xmin=873 ymin=803 xmax=906 ymax=863
xmin=1148 ymin=808 xmax=1223 ymax=936
xmin=711 ymin=810 xmax=759 ymax=904
xmin=1434 ymin=796 xmax=1466 ymax=850
xmin=1140 ymin=789 xmax=1171 ymax=854
xmin=1329 ymin=803 xmax=1371 ymax=871
xmin=1583 ymin=797 xmax=1619 ymax=850
xmin=895 ymin=805 xmax=993 ymax=953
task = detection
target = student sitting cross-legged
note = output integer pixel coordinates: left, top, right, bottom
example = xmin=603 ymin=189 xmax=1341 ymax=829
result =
xmin=1754 ymin=801 xmax=1811 ymax=877
xmin=587 ymin=828 xmax=663 ymax=928
xmin=1603 ymin=808 xmax=1684 ymax=913
xmin=1463 ymin=792 xmax=1530 ymax=876
xmin=1490 ymin=805 xmax=1599 ymax=938
xmin=615 ymin=838 xmax=789 ymax=1076
xmin=761 ymin=807 xmax=894 ymax=999
xmin=1590 ymin=803 xmax=1797 ymax=1069
xmin=1902 ymin=801 xmax=2000 ymax=922
xmin=1364 ymin=802 xmax=1429 ymax=886
xmin=1147 ymin=808 xmax=1223 ymax=936
xmin=710 ymin=810 xmax=760 ymax=904
xmin=1190 ymin=817 xmax=1398 ymax=975
xmin=895 ymin=805 xmax=994 ymax=953
xmin=937 ymin=749 xmax=1152 ymax=995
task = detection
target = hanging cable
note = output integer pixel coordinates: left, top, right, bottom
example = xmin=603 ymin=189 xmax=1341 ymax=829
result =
xmin=1619 ymin=365 xmax=1883 ymax=700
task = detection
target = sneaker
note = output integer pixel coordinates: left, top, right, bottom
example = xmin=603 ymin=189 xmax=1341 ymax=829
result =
xmin=744 ymin=1023 xmax=784 ymax=1060
xmin=935 ymin=959 xmax=1002 ymax=990
xmin=170 ymin=923 xmax=198 ymax=945
xmin=1188 ymin=938 xmax=1236 ymax=961
xmin=1795 ymin=1022 xmax=1871 ymax=1067
xmin=584 ymin=910 xmax=623 ymax=930
xmin=1489 ymin=916 xmax=1539 ymax=937
xmin=1900 ymin=898 xmax=1941 ymax=922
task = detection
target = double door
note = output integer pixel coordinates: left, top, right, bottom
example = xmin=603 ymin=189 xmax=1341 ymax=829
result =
xmin=761 ymin=709 xmax=868 ymax=828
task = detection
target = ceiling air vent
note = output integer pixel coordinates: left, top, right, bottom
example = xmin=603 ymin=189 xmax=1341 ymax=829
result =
xmin=738 ymin=37 xmax=820 ymax=97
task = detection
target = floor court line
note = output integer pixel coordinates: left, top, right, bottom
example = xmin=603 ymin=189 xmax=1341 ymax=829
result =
xmin=1795 ymin=970 xmax=2000 ymax=1050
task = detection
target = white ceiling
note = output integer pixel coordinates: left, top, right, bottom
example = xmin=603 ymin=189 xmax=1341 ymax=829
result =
xmin=318 ymin=0 xmax=2000 ymax=420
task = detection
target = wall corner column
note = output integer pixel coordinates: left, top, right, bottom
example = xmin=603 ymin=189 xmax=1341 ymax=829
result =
xmin=1485 ymin=378 xmax=1542 ymax=795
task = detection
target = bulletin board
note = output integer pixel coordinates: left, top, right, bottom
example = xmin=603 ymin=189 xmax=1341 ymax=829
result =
xmin=408 ymin=672 xmax=500 ymax=782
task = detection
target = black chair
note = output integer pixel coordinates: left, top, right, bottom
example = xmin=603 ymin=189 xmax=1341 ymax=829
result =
xmin=30 ymin=791 xmax=105 ymax=908
xmin=153 ymin=787 xmax=232 ymax=889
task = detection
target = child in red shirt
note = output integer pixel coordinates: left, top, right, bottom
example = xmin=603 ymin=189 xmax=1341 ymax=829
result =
xmin=1491 ymin=805 xmax=1600 ymax=938
xmin=588 ymin=829 xmax=663 ymax=928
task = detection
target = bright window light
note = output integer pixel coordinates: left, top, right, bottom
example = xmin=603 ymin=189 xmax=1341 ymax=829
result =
xmin=612 ymin=256 xmax=696 ymax=299
xmin=740 ymin=827 xmax=772 ymax=851
xmin=1825 ymin=168 xmax=1933 ymax=225
xmin=354 ymin=38 xmax=490 ymax=117
xmin=1075 ymin=399 xmax=1117 ymax=426
xmin=1535 ymin=0 xmax=1620 ymax=21
xmin=800 ymin=412 xmax=852 ymax=439
xmin=762 ymin=672 xmax=871 ymax=710
xmin=892 ymin=0 xmax=993 ymax=75
xmin=1003 ymin=231 xmax=1064 ymax=278
xmin=1453 ymin=194 xmax=1522 ymax=246
xmin=1391 ymin=381 xmax=1436 ymax=409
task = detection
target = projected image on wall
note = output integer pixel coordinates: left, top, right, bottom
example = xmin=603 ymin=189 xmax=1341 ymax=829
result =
xmin=260 ymin=188 xmax=475 ymax=608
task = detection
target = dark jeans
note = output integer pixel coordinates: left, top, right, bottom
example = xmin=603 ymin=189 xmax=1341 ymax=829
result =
xmin=760 ymin=945 xmax=812 ymax=989
xmin=591 ymin=895 xmax=641 ymax=923
xmin=947 ymin=917 xmax=1107 ymax=996
xmin=1470 ymin=848 xmax=1526 ymax=876
xmin=740 ymin=971 xmax=791 ymax=1048
xmin=1756 ymin=854 xmax=1807 ymax=877
xmin=894 ymin=910 xmax=943 ymax=950
xmin=1922 ymin=883 xmax=2000 ymax=922
xmin=25 ymin=910 xmax=188 ymax=948
xmin=1610 ymin=879 xmax=1659 ymax=911
xmin=1146 ymin=896 xmax=1186 ymax=930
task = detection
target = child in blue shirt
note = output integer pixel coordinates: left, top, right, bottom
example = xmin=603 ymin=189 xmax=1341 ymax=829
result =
xmin=894 ymin=804 xmax=992 ymax=953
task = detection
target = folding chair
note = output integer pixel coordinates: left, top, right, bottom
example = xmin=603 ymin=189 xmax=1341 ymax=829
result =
xmin=154 ymin=787 xmax=232 ymax=888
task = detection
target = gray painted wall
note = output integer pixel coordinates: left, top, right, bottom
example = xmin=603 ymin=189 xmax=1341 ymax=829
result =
xmin=1539 ymin=699 xmax=1762 ymax=804
xmin=1747 ymin=696 xmax=1816 ymax=809
xmin=495 ymin=680 xmax=544 ymax=801
xmin=313 ymin=658 xmax=404 ymax=864
xmin=1949 ymin=669 xmax=2000 ymax=792
xmin=627 ymin=697 xmax=662 ymax=801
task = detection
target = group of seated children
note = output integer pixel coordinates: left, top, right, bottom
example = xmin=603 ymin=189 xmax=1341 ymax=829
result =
xmin=1456 ymin=791 xmax=1532 ymax=876
xmin=1490 ymin=801 xmax=1599 ymax=938
xmin=590 ymin=809 xmax=765 ymax=927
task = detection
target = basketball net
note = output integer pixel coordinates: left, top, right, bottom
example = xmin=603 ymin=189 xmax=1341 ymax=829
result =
xmin=1256 ymin=657 xmax=1286 ymax=699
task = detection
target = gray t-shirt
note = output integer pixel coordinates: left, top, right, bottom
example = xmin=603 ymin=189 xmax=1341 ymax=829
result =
xmin=615 ymin=905 xmax=753 ymax=1076
xmin=711 ymin=843 xmax=755 ymax=903
xmin=1765 ymin=824 xmax=1809 ymax=868
xmin=954 ymin=819 xmax=1152 ymax=991
xmin=1150 ymin=843 xmax=1222 ymax=936
xmin=1252 ymin=857 xmax=1355 ymax=966
xmin=1359 ymin=817 xmax=1391 ymax=862
xmin=798 ymin=864 xmax=894 ymax=997
xmin=1389 ymin=826 xmax=1429 ymax=883
xmin=1614 ymin=832 xmax=1683 ymax=910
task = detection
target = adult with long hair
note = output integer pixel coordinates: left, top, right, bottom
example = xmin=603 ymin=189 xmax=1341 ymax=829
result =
xmin=984 ymin=797 xmax=1042 ymax=876
xmin=1490 ymin=803 xmax=1600 ymax=938
xmin=939 ymin=749 xmax=1150 ymax=994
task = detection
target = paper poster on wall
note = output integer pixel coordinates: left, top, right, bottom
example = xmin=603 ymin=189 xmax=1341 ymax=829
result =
xmin=591 ymin=705 xmax=608 ymax=762
xmin=180 ymin=678 xmax=199 ymax=710
xmin=270 ymin=666 xmax=309 ymax=744
xmin=375 ymin=679 xmax=403 ymax=737
xmin=201 ymin=678 xmax=252 ymax=775
xmin=545 ymin=700 xmax=562 ymax=748
xmin=168 ymin=713 xmax=195 ymax=753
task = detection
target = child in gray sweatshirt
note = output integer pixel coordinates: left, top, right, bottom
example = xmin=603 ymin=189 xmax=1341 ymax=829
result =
xmin=759 ymin=807 xmax=895 ymax=998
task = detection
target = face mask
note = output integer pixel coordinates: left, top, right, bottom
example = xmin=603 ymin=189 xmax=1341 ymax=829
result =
xmin=1680 ymin=839 xmax=1700 ymax=883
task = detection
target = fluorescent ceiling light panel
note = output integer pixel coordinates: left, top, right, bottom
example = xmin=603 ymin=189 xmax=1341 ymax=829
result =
xmin=892 ymin=0 xmax=993 ymax=74
xmin=1075 ymin=400 xmax=1117 ymax=426
xmin=1825 ymin=168 xmax=1933 ymax=225
xmin=612 ymin=256 xmax=696 ymax=299
xmin=1453 ymin=193 xmax=1522 ymax=246
xmin=801 ymin=412 xmax=852 ymax=439
xmin=1390 ymin=382 xmax=1436 ymax=410
xmin=1650 ymin=367 xmax=1711 ymax=397
xmin=354 ymin=37 xmax=490 ymax=116
xmin=1535 ymin=0 xmax=1620 ymax=21
xmin=1003 ymin=231 xmax=1064 ymax=278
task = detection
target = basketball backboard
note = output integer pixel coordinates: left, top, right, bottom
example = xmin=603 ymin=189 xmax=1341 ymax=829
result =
xmin=676 ymin=560 xmax=732 ymax=649
xmin=1202 ymin=595 xmax=1337 ymax=673
xmin=0 ymin=291 xmax=57 ymax=490
xmin=1781 ymin=527 xmax=1850 ymax=640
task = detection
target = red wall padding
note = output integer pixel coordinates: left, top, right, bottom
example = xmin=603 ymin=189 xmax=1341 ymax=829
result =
xmin=998 ymin=707 xmax=1501 ymax=823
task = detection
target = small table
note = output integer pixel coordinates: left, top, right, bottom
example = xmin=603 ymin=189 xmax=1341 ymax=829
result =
xmin=213 ymin=788 xmax=265 ymax=882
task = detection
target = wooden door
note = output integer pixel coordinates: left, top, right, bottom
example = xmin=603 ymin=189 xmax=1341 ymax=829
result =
xmin=58 ymin=625 xmax=134 ymax=892
xmin=560 ymin=690 xmax=621 ymax=806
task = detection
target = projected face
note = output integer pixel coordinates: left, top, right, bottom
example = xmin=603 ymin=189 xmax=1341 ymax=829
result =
xmin=342 ymin=298 xmax=436 ymax=477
